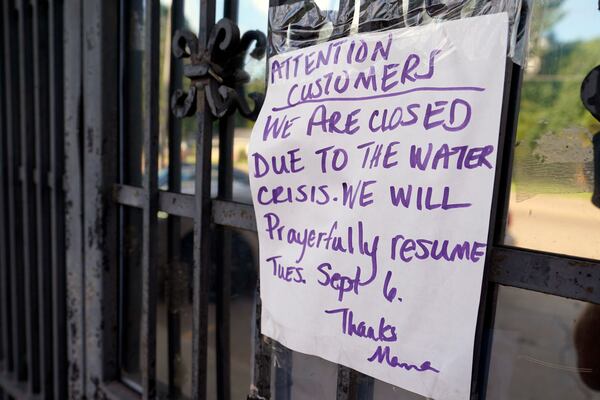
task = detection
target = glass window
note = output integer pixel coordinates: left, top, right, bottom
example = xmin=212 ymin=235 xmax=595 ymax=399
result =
xmin=373 ymin=378 xmax=425 ymax=399
xmin=179 ymin=0 xmax=201 ymax=193
xmin=227 ymin=227 xmax=259 ymax=398
xmin=121 ymin=0 xmax=147 ymax=187
xmin=158 ymin=0 xmax=201 ymax=194
xmin=158 ymin=0 xmax=172 ymax=189
xmin=269 ymin=344 xmax=338 ymax=400
xmin=209 ymin=0 xmax=268 ymax=204
xmin=486 ymin=286 xmax=600 ymax=399
xmin=156 ymin=213 xmax=199 ymax=399
xmin=120 ymin=206 xmax=144 ymax=388
xmin=155 ymin=222 xmax=258 ymax=399
xmin=504 ymin=1 xmax=600 ymax=259
xmin=156 ymin=1 xmax=269 ymax=200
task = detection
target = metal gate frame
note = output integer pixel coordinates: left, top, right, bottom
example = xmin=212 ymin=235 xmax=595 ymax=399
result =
xmin=1 ymin=0 xmax=600 ymax=399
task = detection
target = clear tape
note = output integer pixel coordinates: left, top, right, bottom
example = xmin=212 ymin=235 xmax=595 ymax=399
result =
xmin=269 ymin=0 xmax=532 ymax=65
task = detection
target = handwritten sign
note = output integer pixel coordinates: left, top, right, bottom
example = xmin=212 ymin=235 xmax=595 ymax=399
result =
xmin=249 ymin=14 xmax=508 ymax=400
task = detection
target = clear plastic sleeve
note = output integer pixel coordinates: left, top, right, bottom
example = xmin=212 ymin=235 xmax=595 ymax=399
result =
xmin=269 ymin=0 xmax=532 ymax=65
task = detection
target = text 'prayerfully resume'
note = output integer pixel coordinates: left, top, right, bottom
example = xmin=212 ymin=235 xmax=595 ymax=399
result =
xmin=249 ymin=13 xmax=508 ymax=400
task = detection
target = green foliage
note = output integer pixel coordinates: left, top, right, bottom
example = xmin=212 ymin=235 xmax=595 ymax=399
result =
xmin=516 ymin=2 xmax=600 ymax=150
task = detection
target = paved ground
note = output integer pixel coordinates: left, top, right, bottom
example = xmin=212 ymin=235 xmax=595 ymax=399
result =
xmin=507 ymin=193 xmax=600 ymax=260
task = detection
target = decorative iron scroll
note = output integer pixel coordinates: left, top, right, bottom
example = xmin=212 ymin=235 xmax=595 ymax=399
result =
xmin=170 ymin=18 xmax=267 ymax=120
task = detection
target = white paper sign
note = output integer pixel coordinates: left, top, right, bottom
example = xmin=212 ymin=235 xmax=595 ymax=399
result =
xmin=249 ymin=14 xmax=508 ymax=400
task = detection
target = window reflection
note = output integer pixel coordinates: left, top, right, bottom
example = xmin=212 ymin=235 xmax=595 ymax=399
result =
xmin=155 ymin=0 xmax=267 ymax=397
xmin=227 ymin=227 xmax=259 ymax=398
xmin=505 ymin=0 xmax=600 ymax=259
xmin=373 ymin=378 xmax=425 ymax=399
xmin=227 ymin=47 xmax=266 ymax=203
xmin=486 ymin=286 xmax=600 ymax=399
xmin=155 ymin=212 xmax=259 ymax=398
xmin=158 ymin=0 xmax=201 ymax=194
xmin=120 ymin=206 xmax=144 ymax=388
xmin=122 ymin=0 xmax=147 ymax=187
xmin=270 ymin=345 xmax=338 ymax=400
xmin=156 ymin=213 xmax=197 ymax=399
xmin=157 ymin=0 xmax=267 ymax=199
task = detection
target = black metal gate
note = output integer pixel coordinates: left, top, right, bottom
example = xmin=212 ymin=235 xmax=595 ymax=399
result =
xmin=1 ymin=1 xmax=600 ymax=399
xmin=0 ymin=0 xmax=67 ymax=398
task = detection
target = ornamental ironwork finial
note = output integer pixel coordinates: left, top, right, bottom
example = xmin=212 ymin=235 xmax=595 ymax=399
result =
xmin=170 ymin=18 xmax=267 ymax=120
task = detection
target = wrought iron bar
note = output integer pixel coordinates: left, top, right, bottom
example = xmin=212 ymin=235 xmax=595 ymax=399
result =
xmin=212 ymin=200 xmax=256 ymax=231
xmin=215 ymin=108 xmax=233 ymax=400
xmin=471 ymin=58 xmax=514 ymax=398
xmin=166 ymin=1 xmax=184 ymax=397
xmin=215 ymin=2 xmax=239 ymax=399
xmin=490 ymin=247 xmax=600 ymax=303
xmin=472 ymin=60 xmax=523 ymax=399
xmin=48 ymin=0 xmax=68 ymax=397
xmin=159 ymin=192 xmax=195 ymax=218
xmin=82 ymin=0 xmax=120 ymax=396
xmin=114 ymin=185 xmax=198 ymax=219
xmin=17 ymin=0 xmax=42 ymax=393
xmin=63 ymin=0 xmax=85 ymax=396
xmin=140 ymin=0 xmax=160 ymax=397
xmin=32 ymin=0 xmax=54 ymax=397
xmin=0 ymin=0 xmax=10 ymax=379
xmin=193 ymin=2 xmax=216 ymax=399
xmin=190 ymin=49 xmax=214 ymax=400
xmin=249 ymin=281 xmax=271 ymax=400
